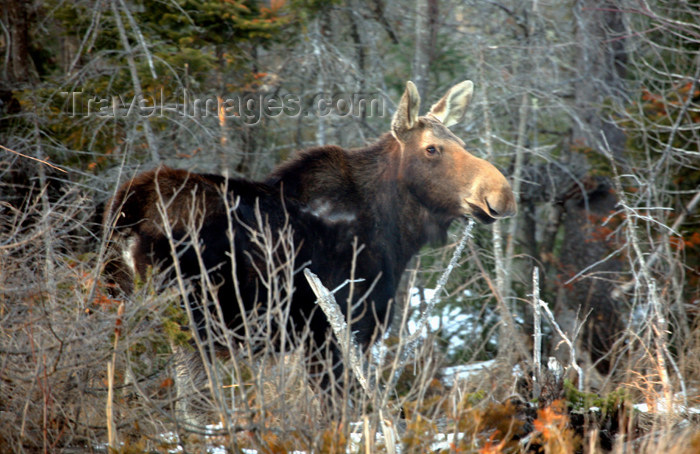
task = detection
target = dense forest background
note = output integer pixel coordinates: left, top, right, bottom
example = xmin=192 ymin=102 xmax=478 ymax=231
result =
xmin=1 ymin=0 xmax=699 ymax=452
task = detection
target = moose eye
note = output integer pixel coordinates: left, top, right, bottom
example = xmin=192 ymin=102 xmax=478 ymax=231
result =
xmin=425 ymin=145 xmax=438 ymax=156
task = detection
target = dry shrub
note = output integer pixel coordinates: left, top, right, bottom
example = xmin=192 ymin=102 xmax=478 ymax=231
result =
xmin=0 ymin=187 xmax=115 ymax=451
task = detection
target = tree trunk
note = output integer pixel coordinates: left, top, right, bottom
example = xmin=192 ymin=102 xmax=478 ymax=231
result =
xmin=572 ymin=0 xmax=627 ymax=159
xmin=412 ymin=0 xmax=438 ymax=98
xmin=1 ymin=0 xmax=38 ymax=86
xmin=552 ymin=0 xmax=629 ymax=377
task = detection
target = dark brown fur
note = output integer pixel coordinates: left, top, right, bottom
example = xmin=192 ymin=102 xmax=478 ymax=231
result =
xmin=102 ymin=81 xmax=516 ymax=395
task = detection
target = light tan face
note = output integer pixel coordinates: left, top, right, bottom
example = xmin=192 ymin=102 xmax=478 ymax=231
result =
xmin=392 ymin=81 xmax=516 ymax=223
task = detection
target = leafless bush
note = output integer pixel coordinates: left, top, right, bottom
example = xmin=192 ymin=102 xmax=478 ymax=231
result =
xmin=0 ymin=180 xmax=119 ymax=450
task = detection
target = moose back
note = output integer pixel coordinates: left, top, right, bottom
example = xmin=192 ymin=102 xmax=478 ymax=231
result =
xmin=103 ymin=80 xmax=516 ymax=393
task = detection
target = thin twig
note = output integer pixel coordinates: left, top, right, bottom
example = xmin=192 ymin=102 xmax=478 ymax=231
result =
xmin=536 ymin=297 xmax=584 ymax=391
xmin=390 ymin=219 xmax=475 ymax=387
xmin=532 ymin=267 xmax=542 ymax=399
xmin=602 ymin=134 xmax=686 ymax=406
xmin=615 ymin=189 xmax=700 ymax=295
xmin=117 ymin=0 xmax=157 ymax=79
xmin=107 ymin=302 xmax=124 ymax=449
xmin=110 ymin=0 xmax=159 ymax=161
xmin=0 ymin=144 xmax=67 ymax=173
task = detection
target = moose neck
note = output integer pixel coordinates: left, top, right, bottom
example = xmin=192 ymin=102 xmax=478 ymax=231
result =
xmin=267 ymin=134 xmax=454 ymax=281
xmin=354 ymin=134 xmax=453 ymax=270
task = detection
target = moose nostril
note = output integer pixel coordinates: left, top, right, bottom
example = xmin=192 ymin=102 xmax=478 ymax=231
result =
xmin=485 ymin=199 xmax=499 ymax=217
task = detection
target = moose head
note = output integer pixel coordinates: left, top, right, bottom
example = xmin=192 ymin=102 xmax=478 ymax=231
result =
xmin=391 ymin=80 xmax=517 ymax=224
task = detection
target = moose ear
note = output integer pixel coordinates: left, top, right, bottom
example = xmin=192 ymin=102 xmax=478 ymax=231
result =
xmin=428 ymin=80 xmax=474 ymax=127
xmin=391 ymin=81 xmax=421 ymax=138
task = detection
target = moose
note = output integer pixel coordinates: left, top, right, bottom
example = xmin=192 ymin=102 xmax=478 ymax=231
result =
xmin=103 ymin=80 xmax=516 ymax=419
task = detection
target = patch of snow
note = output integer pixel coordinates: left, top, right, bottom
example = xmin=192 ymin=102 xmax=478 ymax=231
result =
xmin=431 ymin=432 xmax=465 ymax=451
xmin=630 ymin=390 xmax=700 ymax=416
xmin=633 ymin=397 xmax=700 ymax=416
xmin=511 ymin=362 xmax=525 ymax=378
xmin=442 ymin=359 xmax=496 ymax=384
xmin=160 ymin=423 xmax=486 ymax=454
xmin=157 ymin=432 xmax=182 ymax=453
xmin=633 ymin=403 xmax=649 ymax=413
xmin=407 ymin=287 xmax=482 ymax=358
xmin=158 ymin=425 xmax=229 ymax=454
xmin=346 ymin=420 xmax=402 ymax=453
xmin=207 ymin=444 xmax=228 ymax=453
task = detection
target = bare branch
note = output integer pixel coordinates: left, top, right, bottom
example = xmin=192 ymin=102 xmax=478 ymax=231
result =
xmin=0 ymin=143 xmax=67 ymax=173
xmin=532 ymin=267 xmax=542 ymax=399
xmin=304 ymin=269 xmax=372 ymax=393
xmin=110 ymin=0 xmax=159 ymax=161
